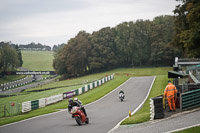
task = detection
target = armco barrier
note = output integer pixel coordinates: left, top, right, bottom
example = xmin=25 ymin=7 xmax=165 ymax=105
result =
xmin=78 ymin=87 xmax=82 ymax=95
xmin=63 ymin=91 xmax=75 ymax=99
xmin=181 ymin=88 xmax=200 ymax=110
xmin=101 ymin=78 xmax=103 ymax=83
xmin=0 ymin=76 xmax=32 ymax=91
xmin=85 ymin=85 xmax=88 ymax=92
xmin=31 ymin=100 xmax=39 ymax=110
xmin=82 ymin=86 xmax=85 ymax=93
xmin=74 ymin=89 xmax=79 ymax=95
xmin=22 ymin=101 xmax=31 ymax=113
xmin=89 ymin=83 xmax=93 ymax=89
xmin=21 ymin=74 xmax=114 ymax=113
xmin=39 ymin=98 xmax=46 ymax=108
xmin=45 ymin=94 xmax=63 ymax=105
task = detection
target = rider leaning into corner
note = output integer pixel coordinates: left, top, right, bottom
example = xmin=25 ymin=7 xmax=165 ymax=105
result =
xmin=68 ymin=98 xmax=87 ymax=116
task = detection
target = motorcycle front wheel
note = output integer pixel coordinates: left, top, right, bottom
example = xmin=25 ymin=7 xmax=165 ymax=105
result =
xmin=75 ymin=116 xmax=82 ymax=126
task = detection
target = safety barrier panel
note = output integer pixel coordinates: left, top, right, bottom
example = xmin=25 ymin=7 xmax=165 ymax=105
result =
xmin=85 ymin=85 xmax=88 ymax=92
xmin=181 ymin=88 xmax=200 ymax=110
xmin=0 ymin=76 xmax=32 ymax=91
xmin=31 ymin=100 xmax=39 ymax=110
xmin=21 ymin=74 xmax=114 ymax=113
xmin=22 ymin=101 xmax=31 ymax=113
xmin=89 ymin=83 xmax=93 ymax=90
xmin=78 ymin=87 xmax=82 ymax=95
xmin=45 ymin=94 xmax=63 ymax=105
xmin=39 ymin=98 xmax=46 ymax=108
xmin=63 ymin=91 xmax=75 ymax=99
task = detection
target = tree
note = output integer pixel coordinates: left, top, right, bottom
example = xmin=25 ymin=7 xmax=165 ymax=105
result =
xmin=0 ymin=42 xmax=20 ymax=73
xmin=53 ymin=31 xmax=91 ymax=77
xmin=150 ymin=15 xmax=180 ymax=66
xmin=15 ymin=45 xmax=23 ymax=67
xmin=53 ymin=15 xmax=183 ymax=77
xmin=89 ymin=27 xmax=118 ymax=72
xmin=172 ymin=0 xmax=200 ymax=57
xmin=131 ymin=20 xmax=152 ymax=66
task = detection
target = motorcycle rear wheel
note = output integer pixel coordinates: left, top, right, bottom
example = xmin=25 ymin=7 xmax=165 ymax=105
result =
xmin=85 ymin=117 xmax=89 ymax=124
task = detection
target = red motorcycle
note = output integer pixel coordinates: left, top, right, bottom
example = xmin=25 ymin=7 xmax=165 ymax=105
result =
xmin=70 ymin=106 xmax=89 ymax=126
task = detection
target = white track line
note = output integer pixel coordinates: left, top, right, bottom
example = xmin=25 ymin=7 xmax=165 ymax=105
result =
xmin=165 ymin=123 xmax=200 ymax=133
xmin=0 ymin=77 xmax=132 ymax=128
xmin=108 ymin=76 xmax=156 ymax=133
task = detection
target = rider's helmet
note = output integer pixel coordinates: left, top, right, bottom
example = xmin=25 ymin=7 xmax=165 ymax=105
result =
xmin=74 ymin=97 xmax=78 ymax=101
xmin=68 ymin=98 xmax=73 ymax=103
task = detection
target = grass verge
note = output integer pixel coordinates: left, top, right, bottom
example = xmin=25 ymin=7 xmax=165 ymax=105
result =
xmin=173 ymin=126 xmax=200 ymax=133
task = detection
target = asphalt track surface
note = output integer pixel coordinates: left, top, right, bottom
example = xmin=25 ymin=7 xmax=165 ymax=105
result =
xmin=0 ymin=76 xmax=155 ymax=133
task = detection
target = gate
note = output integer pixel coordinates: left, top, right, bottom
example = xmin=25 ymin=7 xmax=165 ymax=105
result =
xmin=0 ymin=102 xmax=21 ymax=117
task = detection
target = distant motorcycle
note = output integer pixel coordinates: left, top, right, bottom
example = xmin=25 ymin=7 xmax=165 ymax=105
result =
xmin=119 ymin=93 xmax=125 ymax=101
xmin=70 ymin=106 xmax=89 ymax=126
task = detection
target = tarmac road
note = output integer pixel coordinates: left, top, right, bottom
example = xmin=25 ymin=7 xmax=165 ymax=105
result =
xmin=0 ymin=76 xmax=155 ymax=133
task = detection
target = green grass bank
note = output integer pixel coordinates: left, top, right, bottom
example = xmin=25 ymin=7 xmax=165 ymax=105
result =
xmin=21 ymin=50 xmax=54 ymax=71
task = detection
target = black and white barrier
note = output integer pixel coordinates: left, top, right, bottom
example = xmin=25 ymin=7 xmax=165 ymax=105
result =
xmin=150 ymin=96 xmax=164 ymax=120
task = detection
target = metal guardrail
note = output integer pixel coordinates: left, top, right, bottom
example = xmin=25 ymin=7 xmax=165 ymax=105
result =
xmin=180 ymin=89 xmax=200 ymax=110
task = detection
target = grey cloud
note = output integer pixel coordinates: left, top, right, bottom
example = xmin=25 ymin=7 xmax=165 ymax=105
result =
xmin=0 ymin=0 xmax=90 ymax=20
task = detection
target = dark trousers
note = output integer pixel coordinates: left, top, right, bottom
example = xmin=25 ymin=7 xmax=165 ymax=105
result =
xmin=81 ymin=107 xmax=87 ymax=116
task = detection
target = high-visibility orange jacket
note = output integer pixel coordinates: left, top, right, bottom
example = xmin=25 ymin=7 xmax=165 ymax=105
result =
xmin=164 ymin=83 xmax=177 ymax=98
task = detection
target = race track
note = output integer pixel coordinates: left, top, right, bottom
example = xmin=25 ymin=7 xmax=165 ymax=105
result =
xmin=0 ymin=76 xmax=155 ymax=133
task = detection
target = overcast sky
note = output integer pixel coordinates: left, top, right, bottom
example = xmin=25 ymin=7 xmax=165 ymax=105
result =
xmin=0 ymin=0 xmax=180 ymax=47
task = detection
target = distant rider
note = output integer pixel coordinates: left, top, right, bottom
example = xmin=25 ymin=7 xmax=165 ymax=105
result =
xmin=119 ymin=89 xmax=125 ymax=99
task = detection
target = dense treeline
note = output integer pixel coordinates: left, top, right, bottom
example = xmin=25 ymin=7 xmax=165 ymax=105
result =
xmin=172 ymin=0 xmax=200 ymax=57
xmin=19 ymin=42 xmax=51 ymax=51
xmin=0 ymin=42 xmax=23 ymax=74
xmin=54 ymin=15 xmax=182 ymax=78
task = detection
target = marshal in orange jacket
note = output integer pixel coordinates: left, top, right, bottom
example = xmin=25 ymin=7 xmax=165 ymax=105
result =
xmin=164 ymin=82 xmax=177 ymax=98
